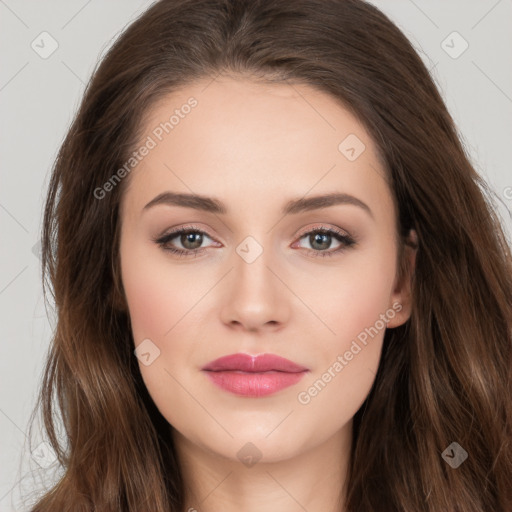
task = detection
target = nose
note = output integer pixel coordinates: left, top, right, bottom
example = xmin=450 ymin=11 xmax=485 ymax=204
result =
xmin=219 ymin=242 xmax=290 ymax=333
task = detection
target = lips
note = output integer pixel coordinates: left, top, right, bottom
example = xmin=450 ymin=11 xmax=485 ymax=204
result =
xmin=201 ymin=353 xmax=309 ymax=397
xmin=202 ymin=353 xmax=308 ymax=373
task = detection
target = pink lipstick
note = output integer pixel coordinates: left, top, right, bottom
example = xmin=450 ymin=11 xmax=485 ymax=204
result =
xmin=202 ymin=353 xmax=309 ymax=397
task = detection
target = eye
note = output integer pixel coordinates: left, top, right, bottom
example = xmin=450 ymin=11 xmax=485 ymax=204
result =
xmin=292 ymin=225 xmax=356 ymax=258
xmin=153 ymin=225 xmax=218 ymax=257
xmin=153 ymin=224 xmax=357 ymax=258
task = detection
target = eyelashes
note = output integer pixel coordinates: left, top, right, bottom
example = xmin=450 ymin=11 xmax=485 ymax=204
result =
xmin=153 ymin=224 xmax=357 ymax=259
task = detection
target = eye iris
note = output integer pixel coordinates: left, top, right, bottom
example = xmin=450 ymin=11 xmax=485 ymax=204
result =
xmin=182 ymin=231 xmax=203 ymax=249
xmin=310 ymin=232 xmax=331 ymax=250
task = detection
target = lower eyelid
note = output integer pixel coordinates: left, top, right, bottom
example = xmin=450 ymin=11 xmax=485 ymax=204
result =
xmin=155 ymin=227 xmax=355 ymax=254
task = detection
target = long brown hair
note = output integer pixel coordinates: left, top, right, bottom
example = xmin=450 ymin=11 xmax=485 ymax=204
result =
xmin=26 ymin=0 xmax=512 ymax=510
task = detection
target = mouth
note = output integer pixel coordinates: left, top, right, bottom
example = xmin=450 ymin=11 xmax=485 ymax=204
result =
xmin=201 ymin=353 xmax=309 ymax=397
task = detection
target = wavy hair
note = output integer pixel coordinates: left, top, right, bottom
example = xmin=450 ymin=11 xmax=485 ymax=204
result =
xmin=27 ymin=0 xmax=512 ymax=510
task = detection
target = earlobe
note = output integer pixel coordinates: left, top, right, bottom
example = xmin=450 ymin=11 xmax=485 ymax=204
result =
xmin=386 ymin=229 xmax=418 ymax=329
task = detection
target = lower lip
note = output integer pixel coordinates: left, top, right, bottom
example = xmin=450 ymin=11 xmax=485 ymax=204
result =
xmin=203 ymin=370 xmax=307 ymax=397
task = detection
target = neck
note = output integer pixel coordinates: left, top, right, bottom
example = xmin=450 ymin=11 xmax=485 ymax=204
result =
xmin=172 ymin=420 xmax=352 ymax=512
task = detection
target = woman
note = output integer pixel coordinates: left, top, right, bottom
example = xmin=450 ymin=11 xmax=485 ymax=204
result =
xmin=27 ymin=0 xmax=512 ymax=510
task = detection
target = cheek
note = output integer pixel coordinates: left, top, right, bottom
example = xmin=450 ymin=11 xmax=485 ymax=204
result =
xmin=120 ymin=240 xmax=201 ymax=427
xmin=120 ymin=237 xmax=204 ymax=342
xmin=293 ymin=243 xmax=397 ymax=419
xmin=123 ymin=267 xmax=174 ymax=341
xmin=298 ymin=241 xmax=397 ymax=350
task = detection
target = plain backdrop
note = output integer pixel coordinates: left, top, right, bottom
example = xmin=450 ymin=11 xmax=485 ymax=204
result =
xmin=1 ymin=0 xmax=511 ymax=509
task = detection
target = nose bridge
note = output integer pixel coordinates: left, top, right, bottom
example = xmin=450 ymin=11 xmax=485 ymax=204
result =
xmin=220 ymin=232 xmax=288 ymax=329
xmin=233 ymin=233 xmax=276 ymax=297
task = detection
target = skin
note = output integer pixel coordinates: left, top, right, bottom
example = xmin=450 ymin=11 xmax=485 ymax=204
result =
xmin=119 ymin=75 xmax=417 ymax=512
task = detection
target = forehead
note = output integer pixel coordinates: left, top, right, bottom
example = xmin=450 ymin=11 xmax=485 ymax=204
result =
xmin=120 ymin=76 xmax=393 ymax=221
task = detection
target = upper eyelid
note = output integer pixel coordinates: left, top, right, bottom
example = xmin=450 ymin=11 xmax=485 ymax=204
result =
xmin=157 ymin=224 xmax=352 ymax=245
xmin=295 ymin=224 xmax=350 ymax=238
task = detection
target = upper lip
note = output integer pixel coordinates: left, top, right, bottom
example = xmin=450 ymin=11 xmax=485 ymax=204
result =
xmin=202 ymin=353 xmax=308 ymax=373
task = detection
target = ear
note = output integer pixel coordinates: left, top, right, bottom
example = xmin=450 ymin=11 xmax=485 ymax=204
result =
xmin=386 ymin=229 xmax=418 ymax=328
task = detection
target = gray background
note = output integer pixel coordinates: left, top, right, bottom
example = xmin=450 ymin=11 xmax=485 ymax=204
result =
xmin=1 ymin=0 xmax=511 ymax=509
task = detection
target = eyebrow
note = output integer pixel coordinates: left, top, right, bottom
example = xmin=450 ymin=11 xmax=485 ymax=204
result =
xmin=143 ymin=191 xmax=373 ymax=218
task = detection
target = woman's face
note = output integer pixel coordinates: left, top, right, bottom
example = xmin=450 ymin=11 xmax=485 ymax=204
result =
xmin=119 ymin=75 xmax=414 ymax=463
